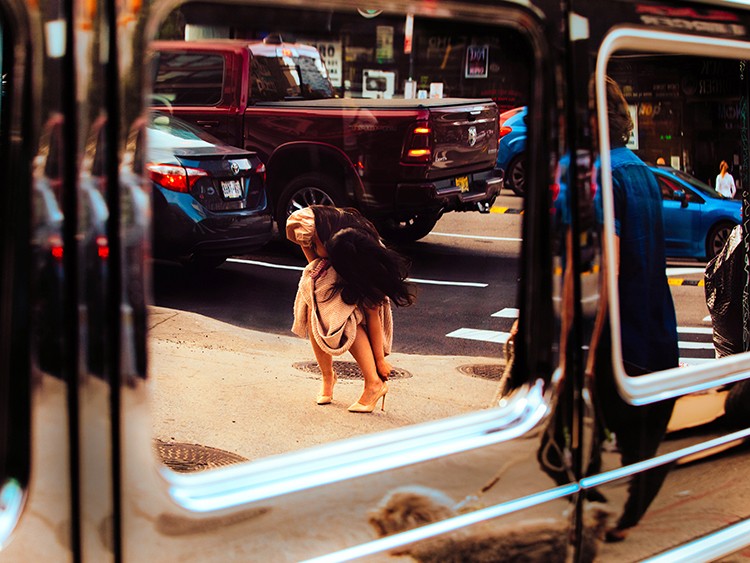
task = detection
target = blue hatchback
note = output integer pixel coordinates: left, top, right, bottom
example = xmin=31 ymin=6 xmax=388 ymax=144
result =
xmin=652 ymin=165 xmax=742 ymax=260
xmin=495 ymin=106 xmax=527 ymax=196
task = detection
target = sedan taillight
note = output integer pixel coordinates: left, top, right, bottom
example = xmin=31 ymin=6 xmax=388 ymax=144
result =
xmin=147 ymin=163 xmax=209 ymax=193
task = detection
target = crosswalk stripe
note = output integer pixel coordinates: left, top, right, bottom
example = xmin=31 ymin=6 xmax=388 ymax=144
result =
xmin=446 ymin=328 xmax=511 ymax=344
xmin=677 ymin=327 xmax=713 ymax=335
xmin=491 ymin=308 xmax=519 ymax=318
xmin=678 ymin=341 xmax=716 ymax=350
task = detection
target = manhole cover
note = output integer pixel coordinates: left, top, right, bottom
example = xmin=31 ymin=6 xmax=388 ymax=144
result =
xmin=293 ymin=361 xmax=412 ymax=380
xmin=457 ymin=363 xmax=506 ymax=381
xmin=155 ymin=440 xmax=248 ymax=473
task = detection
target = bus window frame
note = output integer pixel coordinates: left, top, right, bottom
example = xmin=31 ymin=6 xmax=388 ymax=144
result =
xmin=595 ymin=27 xmax=750 ymax=406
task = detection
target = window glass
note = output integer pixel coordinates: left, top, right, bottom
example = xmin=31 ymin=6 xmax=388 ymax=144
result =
xmin=153 ymin=52 xmax=225 ymax=106
xmin=147 ymin=4 xmax=537 ymax=468
xmin=596 ymin=34 xmax=750 ymax=406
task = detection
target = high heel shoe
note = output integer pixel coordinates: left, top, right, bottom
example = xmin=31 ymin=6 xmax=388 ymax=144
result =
xmin=348 ymin=383 xmax=388 ymax=413
xmin=316 ymin=375 xmax=337 ymax=405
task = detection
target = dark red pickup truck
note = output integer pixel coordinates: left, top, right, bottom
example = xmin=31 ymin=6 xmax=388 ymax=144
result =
xmin=151 ymin=37 xmax=501 ymax=241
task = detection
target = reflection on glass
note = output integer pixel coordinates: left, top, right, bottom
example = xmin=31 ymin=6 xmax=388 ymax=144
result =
xmin=147 ymin=5 xmax=531 ymax=464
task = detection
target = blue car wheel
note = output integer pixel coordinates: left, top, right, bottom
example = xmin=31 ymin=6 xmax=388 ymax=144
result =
xmin=506 ymin=154 xmax=526 ymax=196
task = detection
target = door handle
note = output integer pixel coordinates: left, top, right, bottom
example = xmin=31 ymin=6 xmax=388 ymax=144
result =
xmin=197 ymin=120 xmax=219 ymax=128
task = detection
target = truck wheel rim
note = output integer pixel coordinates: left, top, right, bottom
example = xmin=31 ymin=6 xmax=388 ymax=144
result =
xmin=286 ymin=187 xmax=336 ymax=215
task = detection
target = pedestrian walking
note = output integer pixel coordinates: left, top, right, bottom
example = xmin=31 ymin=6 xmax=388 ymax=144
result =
xmin=715 ymin=160 xmax=737 ymax=198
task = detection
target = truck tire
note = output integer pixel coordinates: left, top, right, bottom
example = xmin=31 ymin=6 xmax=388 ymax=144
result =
xmin=276 ymin=173 xmax=346 ymax=236
xmin=505 ymin=154 xmax=526 ymax=196
xmin=377 ymin=211 xmax=441 ymax=243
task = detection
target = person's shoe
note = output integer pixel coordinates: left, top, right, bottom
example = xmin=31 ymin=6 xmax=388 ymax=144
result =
xmin=348 ymin=384 xmax=388 ymax=413
xmin=316 ymin=375 xmax=337 ymax=405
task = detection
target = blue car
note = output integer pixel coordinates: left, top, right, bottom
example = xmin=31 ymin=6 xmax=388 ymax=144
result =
xmin=495 ymin=106 xmax=527 ymax=196
xmin=652 ymin=165 xmax=742 ymax=260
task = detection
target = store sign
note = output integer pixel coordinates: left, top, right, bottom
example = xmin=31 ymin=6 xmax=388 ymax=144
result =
xmin=465 ymin=45 xmax=489 ymax=78
xmin=376 ymin=26 xmax=394 ymax=63
xmin=315 ymin=41 xmax=342 ymax=87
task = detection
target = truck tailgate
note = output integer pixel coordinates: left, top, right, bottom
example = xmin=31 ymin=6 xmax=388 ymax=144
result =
xmin=429 ymin=101 xmax=498 ymax=172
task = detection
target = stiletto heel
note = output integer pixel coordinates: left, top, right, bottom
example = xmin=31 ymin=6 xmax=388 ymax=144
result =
xmin=316 ymin=374 xmax=337 ymax=405
xmin=348 ymin=383 xmax=388 ymax=413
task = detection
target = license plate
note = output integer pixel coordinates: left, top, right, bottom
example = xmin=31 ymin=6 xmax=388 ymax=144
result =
xmin=456 ymin=176 xmax=469 ymax=193
xmin=221 ymin=179 xmax=243 ymax=199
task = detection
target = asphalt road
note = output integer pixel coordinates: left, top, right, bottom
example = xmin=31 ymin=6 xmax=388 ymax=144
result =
xmin=152 ymin=194 xmax=715 ymax=362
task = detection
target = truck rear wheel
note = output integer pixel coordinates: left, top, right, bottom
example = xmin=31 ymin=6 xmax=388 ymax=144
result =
xmin=377 ymin=211 xmax=441 ymax=243
xmin=276 ymin=173 xmax=346 ymax=237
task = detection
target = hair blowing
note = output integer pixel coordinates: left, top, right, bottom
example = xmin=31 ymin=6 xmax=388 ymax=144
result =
xmin=310 ymin=205 xmax=416 ymax=309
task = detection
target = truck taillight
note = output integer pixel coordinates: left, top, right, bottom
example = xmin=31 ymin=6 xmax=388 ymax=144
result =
xmin=403 ymin=122 xmax=432 ymax=163
xmin=147 ymin=163 xmax=208 ymax=193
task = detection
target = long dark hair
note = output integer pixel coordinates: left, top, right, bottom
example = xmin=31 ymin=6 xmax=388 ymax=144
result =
xmin=310 ymin=205 xmax=416 ymax=308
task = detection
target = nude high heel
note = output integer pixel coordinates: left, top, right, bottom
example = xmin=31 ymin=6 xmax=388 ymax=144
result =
xmin=316 ymin=375 xmax=337 ymax=405
xmin=348 ymin=383 xmax=388 ymax=413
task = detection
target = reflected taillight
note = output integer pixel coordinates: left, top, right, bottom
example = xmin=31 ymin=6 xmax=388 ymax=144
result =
xmin=499 ymin=125 xmax=512 ymax=139
xmin=403 ymin=122 xmax=432 ymax=163
xmin=147 ymin=163 xmax=209 ymax=193
xmin=255 ymin=162 xmax=266 ymax=183
xmin=96 ymin=235 xmax=109 ymax=260
xmin=49 ymin=234 xmax=64 ymax=261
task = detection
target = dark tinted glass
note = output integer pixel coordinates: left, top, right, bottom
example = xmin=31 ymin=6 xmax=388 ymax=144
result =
xmin=154 ymin=52 xmax=224 ymax=106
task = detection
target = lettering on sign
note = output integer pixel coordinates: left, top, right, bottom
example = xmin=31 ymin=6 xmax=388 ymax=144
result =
xmin=315 ymin=41 xmax=342 ymax=87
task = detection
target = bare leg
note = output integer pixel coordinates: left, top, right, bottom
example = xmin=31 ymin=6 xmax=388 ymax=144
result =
xmin=309 ymin=332 xmax=336 ymax=400
xmin=348 ymin=325 xmax=386 ymax=405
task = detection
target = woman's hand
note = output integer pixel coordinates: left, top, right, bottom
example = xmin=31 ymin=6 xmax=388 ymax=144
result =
xmin=376 ymin=357 xmax=392 ymax=381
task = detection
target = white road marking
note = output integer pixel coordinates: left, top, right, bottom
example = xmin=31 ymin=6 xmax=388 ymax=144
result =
xmin=491 ymin=308 xmax=519 ymax=318
xmin=227 ymin=258 xmax=487 ymax=287
xmin=406 ymin=277 xmax=487 ymax=288
xmin=678 ymin=341 xmax=716 ymax=350
xmin=446 ymin=328 xmax=511 ymax=344
xmin=703 ymin=315 xmax=712 ymax=323
xmin=428 ymin=231 xmax=522 ymax=242
xmin=677 ymin=327 xmax=713 ymax=335
xmin=227 ymin=258 xmax=304 ymax=271
xmin=679 ymin=357 xmax=715 ymax=366
xmin=666 ymin=267 xmax=705 ymax=276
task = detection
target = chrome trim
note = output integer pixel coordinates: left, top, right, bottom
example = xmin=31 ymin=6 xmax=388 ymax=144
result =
xmin=581 ymin=427 xmax=750 ymax=488
xmin=302 ymin=483 xmax=579 ymax=563
xmin=642 ymin=518 xmax=750 ymax=563
xmin=163 ymin=380 xmax=548 ymax=512
xmin=596 ymin=28 xmax=750 ymax=405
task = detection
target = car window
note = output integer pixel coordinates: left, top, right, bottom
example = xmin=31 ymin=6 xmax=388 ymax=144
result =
xmin=153 ymin=52 xmax=225 ymax=106
xmin=657 ymin=175 xmax=703 ymax=203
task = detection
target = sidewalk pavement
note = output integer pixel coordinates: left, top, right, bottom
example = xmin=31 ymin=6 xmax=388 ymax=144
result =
xmin=147 ymin=306 xmax=504 ymax=462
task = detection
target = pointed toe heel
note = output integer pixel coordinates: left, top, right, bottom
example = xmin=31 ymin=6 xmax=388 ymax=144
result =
xmin=348 ymin=384 xmax=388 ymax=413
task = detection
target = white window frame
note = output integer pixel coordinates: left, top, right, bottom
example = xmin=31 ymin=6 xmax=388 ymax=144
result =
xmin=596 ymin=27 xmax=750 ymax=405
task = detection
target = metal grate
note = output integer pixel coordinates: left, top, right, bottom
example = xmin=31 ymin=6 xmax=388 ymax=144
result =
xmin=457 ymin=363 xmax=506 ymax=381
xmin=293 ymin=360 xmax=412 ymax=380
xmin=155 ymin=440 xmax=248 ymax=473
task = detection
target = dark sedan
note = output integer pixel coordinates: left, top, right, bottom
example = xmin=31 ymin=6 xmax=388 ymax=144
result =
xmin=145 ymin=113 xmax=273 ymax=268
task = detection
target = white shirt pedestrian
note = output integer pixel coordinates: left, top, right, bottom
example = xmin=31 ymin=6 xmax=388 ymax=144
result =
xmin=716 ymin=161 xmax=736 ymax=199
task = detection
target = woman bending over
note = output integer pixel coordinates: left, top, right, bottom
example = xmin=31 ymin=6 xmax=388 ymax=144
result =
xmin=287 ymin=205 xmax=415 ymax=413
